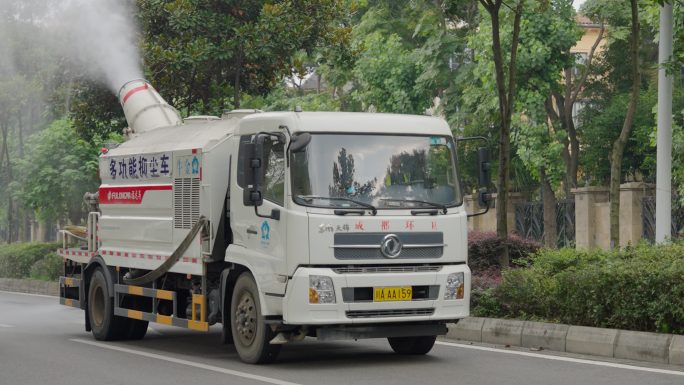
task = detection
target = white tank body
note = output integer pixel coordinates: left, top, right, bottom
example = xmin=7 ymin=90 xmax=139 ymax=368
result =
xmin=97 ymin=117 xmax=246 ymax=275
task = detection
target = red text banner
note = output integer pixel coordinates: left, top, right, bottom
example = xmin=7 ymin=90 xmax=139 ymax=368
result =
xmin=99 ymin=185 xmax=172 ymax=204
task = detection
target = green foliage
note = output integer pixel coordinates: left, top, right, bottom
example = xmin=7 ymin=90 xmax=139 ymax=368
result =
xmin=261 ymin=85 xmax=343 ymax=112
xmin=579 ymin=86 xmax=684 ymax=184
xmin=644 ymin=1 xmax=684 ymax=74
xmin=30 ymin=254 xmax=63 ymax=281
xmin=352 ymin=33 xmax=430 ymax=114
xmin=0 ymin=242 xmax=61 ymax=280
xmin=10 ymin=119 xmax=121 ymax=225
xmin=474 ymin=242 xmax=684 ymax=333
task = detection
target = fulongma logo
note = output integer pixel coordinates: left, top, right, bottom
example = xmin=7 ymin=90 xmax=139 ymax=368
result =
xmin=108 ymin=191 xmax=112 ymax=201
xmin=380 ymin=234 xmax=402 ymax=258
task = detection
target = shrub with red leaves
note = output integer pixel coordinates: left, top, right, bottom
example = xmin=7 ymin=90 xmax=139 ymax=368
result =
xmin=468 ymin=231 xmax=541 ymax=273
xmin=471 ymin=266 xmax=503 ymax=290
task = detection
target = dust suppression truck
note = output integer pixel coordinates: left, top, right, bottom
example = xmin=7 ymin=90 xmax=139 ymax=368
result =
xmin=58 ymin=78 xmax=492 ymax=364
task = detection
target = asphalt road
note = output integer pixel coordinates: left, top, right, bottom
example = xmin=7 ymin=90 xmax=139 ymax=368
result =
xmin=2 ymin=291 xmax=684 ymax=385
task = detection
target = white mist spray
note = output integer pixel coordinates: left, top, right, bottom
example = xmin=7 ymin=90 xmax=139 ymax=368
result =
xmin=55 ymin=0 xmax=143 ymax=93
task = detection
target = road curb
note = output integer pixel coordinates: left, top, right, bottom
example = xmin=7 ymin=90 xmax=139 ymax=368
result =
xmin=0 ymin=278 xmax=59 ymax=297
xmin=446 ymin=317 xmax=682 ymax=366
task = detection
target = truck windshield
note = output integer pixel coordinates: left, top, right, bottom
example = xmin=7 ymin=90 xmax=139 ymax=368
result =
xmin=291 ymin=134 xmax=462 ymax=209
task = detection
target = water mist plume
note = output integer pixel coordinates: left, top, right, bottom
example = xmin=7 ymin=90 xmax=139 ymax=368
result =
xmin=55 ymin=0 xmax=143 ymax=94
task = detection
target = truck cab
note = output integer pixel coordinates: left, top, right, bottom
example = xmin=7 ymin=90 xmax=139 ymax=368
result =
xmin=224 ymin=112 xmax=471 ymax=360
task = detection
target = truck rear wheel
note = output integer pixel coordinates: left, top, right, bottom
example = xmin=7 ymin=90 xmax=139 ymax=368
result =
xmin=230 ymin=272 xmax=281 ymax=364
xmin=88 ymin=268 xmax=126 ymax=341
xmin=388 ymin=335 xmax=437 ymax=355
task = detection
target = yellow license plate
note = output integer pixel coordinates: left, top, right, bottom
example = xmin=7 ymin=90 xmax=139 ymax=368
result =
xmin=374 ymin=287 xmax=413 ymax=302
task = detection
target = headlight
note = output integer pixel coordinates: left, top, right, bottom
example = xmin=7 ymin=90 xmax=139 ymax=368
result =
xmin=444 ymin=272 xmax=464 ymax=300
xmin=309 ymin=275 xmax=336 ymax=304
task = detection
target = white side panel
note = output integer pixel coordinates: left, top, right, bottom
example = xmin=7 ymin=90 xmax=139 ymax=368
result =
xmin=225 ymin=244 xmax=287 ymax=296
xmin=285 ymin=210 xmax=309 ymax=275
xmin=99 ymin=216 xmax=172 ymax=243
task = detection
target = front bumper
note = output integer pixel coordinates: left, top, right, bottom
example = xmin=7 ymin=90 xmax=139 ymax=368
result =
xmin=282 ymin=264 xmax=471 ymax=325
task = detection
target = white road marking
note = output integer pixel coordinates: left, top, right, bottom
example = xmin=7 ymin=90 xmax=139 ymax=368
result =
xmin=0 ymin=323 xmax=14 ymax=328
xmin=436 ymin=341 xmax=684 ymax=376
xmin=71 ymin=339 xmax=300 ymax=385
xmin=147 ymin=327 xmax=163 ymax=336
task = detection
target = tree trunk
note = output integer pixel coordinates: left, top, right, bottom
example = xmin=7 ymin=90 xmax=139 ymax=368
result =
xmin=563 ymin=22 xmax=603 ymax=193
xmin=480 ymin=0 xmax=524 ymax=269
xmin=540 ymin=167 xmax=557 ymax=249
xmin=17 ymin=108 xmax=24 ymax=159
xmin=16 ymin=110 xmax=28 ymax=242
xmin=610 ymin=0 xmax=640 ymax=249
xmin=233 ymin=46 xmax=244 ymax=109
xmin=2 ymin=121 xmax=13 ymax=244
xmin=545 ymin=94 xmax=572 ymax=197
xmin=317 ymin=73 xmax=321 ymax=94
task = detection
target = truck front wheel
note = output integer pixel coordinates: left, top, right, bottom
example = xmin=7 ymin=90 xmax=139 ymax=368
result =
xmin=230 ymin=272 xmax=281 ymax=364
xmin=388 ymin=335 xmax=437 ymax=355
xmin=88 ymin=268 xmax=126 ymax=341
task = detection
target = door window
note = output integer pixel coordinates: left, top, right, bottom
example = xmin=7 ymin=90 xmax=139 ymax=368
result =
xmin=262 ymin=140 xmax=285 ymax=205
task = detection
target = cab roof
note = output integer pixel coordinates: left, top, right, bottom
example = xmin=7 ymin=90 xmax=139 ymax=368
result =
xmin=106 ymin=111 xmax=451 ymax=157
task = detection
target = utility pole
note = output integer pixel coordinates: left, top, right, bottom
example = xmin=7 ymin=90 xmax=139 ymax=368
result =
xmin=656 ymin=2 xmax=673 ymax=243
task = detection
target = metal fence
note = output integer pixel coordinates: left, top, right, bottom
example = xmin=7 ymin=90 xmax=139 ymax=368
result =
xmin=641 ymin=195 xmax=684 ymax=241
xmin=514 ymin=199 xmax=576 ymax=247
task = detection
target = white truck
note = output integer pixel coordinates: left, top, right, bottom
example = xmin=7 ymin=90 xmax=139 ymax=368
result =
xmin=59 ymin=79 xmax=491 ymax=364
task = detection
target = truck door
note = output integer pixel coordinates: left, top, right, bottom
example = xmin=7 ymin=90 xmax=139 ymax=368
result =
xmin=231 ymin=134 xmax=288 ymax=294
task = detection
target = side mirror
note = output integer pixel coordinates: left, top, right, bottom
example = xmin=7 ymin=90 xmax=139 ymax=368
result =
xmin=289 ymin=133 xmax=312 ymax=153
xmin=243 ymin=187 xmax=264 ymax=207
xmin=458 ymin=136 xmax=492 ymax=218
xmin=478 ymin=188 xmax=492 ymax=208
xmin=477 ymin=147 xmax=491 ymax=187
xmin=243 ymin=142 xmax=264 ymax=186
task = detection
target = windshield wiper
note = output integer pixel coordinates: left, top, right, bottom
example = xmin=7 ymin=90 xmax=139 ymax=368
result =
xmin=297 ymin=196 xmax=377 ymax=215
xmin=380 ymin=199 xmax=448 ymax=215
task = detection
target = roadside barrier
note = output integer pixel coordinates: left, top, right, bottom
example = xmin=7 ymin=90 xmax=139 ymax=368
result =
xmin=0 ymin=278 xmax=59 ymax=296
xmin=446 ymin=317 xmax=684 ymax=366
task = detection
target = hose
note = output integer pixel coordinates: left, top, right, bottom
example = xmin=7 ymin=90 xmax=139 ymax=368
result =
xmin=123 ymin=216 xmax=208 ymax=286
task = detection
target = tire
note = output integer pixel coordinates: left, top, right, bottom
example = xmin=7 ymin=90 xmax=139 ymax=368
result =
xmin=388 ymin=335 xmax=437 ymax=355
xmin=88 ymin=268 xmax=126 ymax=341
xmin=231 ymin=272 xmax=281 ymax=364
xmin=121 ymin=297 xmax=148 ymax=340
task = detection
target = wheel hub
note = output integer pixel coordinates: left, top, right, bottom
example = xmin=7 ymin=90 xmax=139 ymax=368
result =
xmin=235 ymin=291 xmax=257 ymax=346
xmin=91 ymin=282 xmax=105 ymax=327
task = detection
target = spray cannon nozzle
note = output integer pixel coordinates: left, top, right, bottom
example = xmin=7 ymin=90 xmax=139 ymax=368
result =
xmin=118 ymin=79 xmax=182 ymax=139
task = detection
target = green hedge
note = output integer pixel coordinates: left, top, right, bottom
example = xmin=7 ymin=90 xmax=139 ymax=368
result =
xmin=472 ymin=242 xmax=684 ymax=334
xmin=0 ymin=242 xmax=62 ymax=281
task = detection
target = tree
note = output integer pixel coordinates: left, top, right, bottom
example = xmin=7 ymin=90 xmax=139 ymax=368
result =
xmin=548 ymin=23 xmax=604 ymax=196
xmin=10 ymin=119 xmax=119 ymax=226
xmin=608 ymin=0 xmax=641 ymax=249
xmin=502 ymin=0 xmax=580 ymax=248
xmin=477 ymin=0 xmax=524 ymax=267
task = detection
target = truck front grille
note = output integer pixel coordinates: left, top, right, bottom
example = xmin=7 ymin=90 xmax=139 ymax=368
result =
xmin=334 ymin=247 xmax=443 ymax=260
xmin=332 ymin=266 xmax=442 ymax=274
xmin=345 ymin=308 xmax=435 ymax=318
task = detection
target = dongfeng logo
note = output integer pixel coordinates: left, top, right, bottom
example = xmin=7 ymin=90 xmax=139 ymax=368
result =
xmin=380 ymin=234 xmax=402 ymax=258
